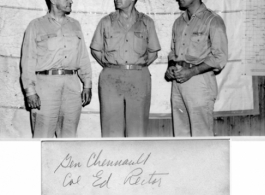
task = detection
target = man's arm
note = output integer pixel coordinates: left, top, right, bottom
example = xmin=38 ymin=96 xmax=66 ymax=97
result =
xmin=174 ymin=62 xmax=214 ymax=83
xmin=146 ymin=18 xmax=161 ymax=66
xmin=76 ymin=22 xmax=92 ymax=106
xmin=146 ymin=51 xmax=158 ymax=66
xmin=90 ymin=19 xmax=105 ymax=67
xmin=166 ymin=21 xmax=178 ymax=80
xmin=175 ymin=16 xmax=228 ymax=83
xmin=203 ymin=15 xmax=228 ymax=70
xmin=21 ymin=21 xmax=41 ymax=109
xmin=91 ymin=49 xmax=105 ymax=67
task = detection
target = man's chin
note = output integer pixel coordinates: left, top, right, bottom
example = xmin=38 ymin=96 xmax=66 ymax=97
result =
xmin=115 ymin=5 xmax=122 ymax=10
xmin=178 ymin=6 xmax=187 ymax=11
xmin=65 ymin=8 xmax=72 ymax=15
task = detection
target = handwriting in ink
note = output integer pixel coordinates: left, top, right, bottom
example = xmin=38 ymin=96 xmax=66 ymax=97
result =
xmin=87 ymin=150 xmax=151 ymax=168
xmin=92 ymin=170 xmax=112 ymax=189
xmin=63 ymin=173 xmax=81 ymax=187
xmin=54 ymin=154 xmax=82 ymax=173
xmin=124 ymin=168 xmax=169 ymax=187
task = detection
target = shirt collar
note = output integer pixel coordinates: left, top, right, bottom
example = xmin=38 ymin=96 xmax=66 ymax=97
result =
xmin=46 ymin=12 xmax=71 ymax=24
xmin=182 ymin=3 xmax=207 ymax=22
xmin=111 ymin=9 xmax=141 ymax=23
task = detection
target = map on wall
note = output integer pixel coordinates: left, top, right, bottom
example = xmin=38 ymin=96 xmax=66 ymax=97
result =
xmin=243 ymin=0 xmax=265 ymax=75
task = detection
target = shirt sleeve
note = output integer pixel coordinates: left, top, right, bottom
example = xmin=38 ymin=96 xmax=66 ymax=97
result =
xmin=203 ymin=15 xmax=228 ymax=70
xmin=147 ymin=19 xmax=161 ymax=53
xmin=77 ymin=22 xmax=92 ymax=89
xmin=168 ymin=21 xmax=177 ymax=62
xmin=21 ymin=21 xmax=38 ymax=97
xmin=90 ymin=18 xmax=104 ymax=51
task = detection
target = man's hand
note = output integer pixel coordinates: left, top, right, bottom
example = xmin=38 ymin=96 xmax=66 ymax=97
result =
xmin=174 ymin=67 xmax=197 ymax=83
xmin=27 ymin=94 xmax=41 ymax=109
xmin=165 ymin=66 xmax=177 ymax=80
xmin=81 ymin=88 xmax=92 ymax=107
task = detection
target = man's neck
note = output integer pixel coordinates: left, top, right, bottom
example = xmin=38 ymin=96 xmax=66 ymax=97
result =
xmin=50 ymin=8 xmax=66 ymax=23
xmin=187 ymin=1 xmax=202 ymax=20
xmin=119 ymin=5 xmax=135 ymax=20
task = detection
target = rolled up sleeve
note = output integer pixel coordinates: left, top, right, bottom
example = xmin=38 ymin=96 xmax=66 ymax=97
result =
xmin=21 ymin=21 xmax=38 ymax=97
xmin=147 ymin=19 xmax=161 ymax=53
xmin=168 ymin=21 xmax=177 ymax=62
xmin=90 ymin=19 xmax=104 ymax=52
xmin=203 ymin=16 xmax=228 ymax=70
xmin=77 ymin=22 xmax=92 ymax=89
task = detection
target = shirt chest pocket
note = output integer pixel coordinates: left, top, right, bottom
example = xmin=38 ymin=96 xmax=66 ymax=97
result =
xmin=188 ymin=34 xmax=208 ymax=57
xmin=133 ymin=31 xmax=147 ymax=55
xmin=36 ymin=34 xmax=58 ymax=51
xmin=64 ymin=31 xmax=81 ymax=50
xmin=105 ymin=32 xmax=121 ymax=52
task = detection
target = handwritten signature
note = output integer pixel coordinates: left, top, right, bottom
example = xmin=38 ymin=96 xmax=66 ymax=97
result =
xmin=54 ymin=154 xmax=82 ymax=173
xmin=87 ymin=150 xmax=151 ymax=168
xmin=54 ymin=151 xmax=169 ymax=189
xmin=63 ymin=173 xmax=81 ymax=187
xmin=124 ymin=168 xmax=169 ymax=187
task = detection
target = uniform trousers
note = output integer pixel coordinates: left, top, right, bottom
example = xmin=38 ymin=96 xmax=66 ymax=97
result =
xmin=99 ymin=67 xmax=151 ymax=137
xmin=171 ymin=71 xmax=217 ymax=136
xmin=31 ymin=74 xmax=82 ymax=138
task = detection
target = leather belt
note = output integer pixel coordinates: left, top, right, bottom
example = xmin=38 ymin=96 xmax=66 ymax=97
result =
xmin=177 ymin=61 xmax=196 ymax=69
xmin=36 ymin=69 xmax=78 ymax=75
xmin=108 ymin=64 xmax=144 ymax=70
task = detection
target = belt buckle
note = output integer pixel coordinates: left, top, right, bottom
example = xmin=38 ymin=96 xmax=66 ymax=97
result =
xmin=58 ymin=69 xmax=64 ymax=75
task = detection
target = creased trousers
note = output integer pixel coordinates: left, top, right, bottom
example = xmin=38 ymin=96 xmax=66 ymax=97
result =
xmin=171 ymin=71 xmax=217 ymax=137
xmin=99 ymin=67 xmax=151 ymax=137
xmin=31 ymin=74 xmax=82 ymax=138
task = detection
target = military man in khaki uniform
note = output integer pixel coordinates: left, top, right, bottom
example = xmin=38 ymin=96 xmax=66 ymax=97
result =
xmin=90 ymin=0 xmax=161 ymax=137
xmin=166 ymin=0 xmax=228 ymax=136
xmin=21 ymin=0 xmax=92 ymax=138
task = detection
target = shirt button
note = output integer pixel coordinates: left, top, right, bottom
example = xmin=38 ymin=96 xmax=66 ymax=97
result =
xmin=125 ymin=50 xmax=127 ymax=52
xmin=125 ymin=61 xmax=128 ymax=63
xmin=126 ymin=40 xmax=128 ymax=42
xmin=65 ymin=56 xmax=67 ymax=58
xmin=183 ymin=43 xmax=185 ymax=45
xmin=64 ymin=45 xmax=66 ymax=48
xmin=181 ymin=53 xmax=183 ymax=55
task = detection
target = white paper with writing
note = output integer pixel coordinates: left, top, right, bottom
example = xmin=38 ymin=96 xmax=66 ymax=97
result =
xmin=42 ymin=140 xmax=229 ymax=195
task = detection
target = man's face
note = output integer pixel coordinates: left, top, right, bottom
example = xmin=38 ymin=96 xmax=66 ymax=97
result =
xmin=114 ymin=0 xmax=134 ymax=10
xmin=54 ymin=0 xmax=73 ymax=13
xmin=176 ymin=0 xmax=196 ymax=10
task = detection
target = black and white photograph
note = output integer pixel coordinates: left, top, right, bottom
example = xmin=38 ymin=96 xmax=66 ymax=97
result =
xmin=0 ymin=0 xmax=265 ymax=194
xmin=0 ymin=0 xmax=264 ymax=138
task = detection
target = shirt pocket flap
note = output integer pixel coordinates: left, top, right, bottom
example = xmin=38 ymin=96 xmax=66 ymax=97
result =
xmin=64 ymin=31 xmax=81 ymax=39
xmin=191 ymin=34 xmax=207 ymax=43
xmin=134 ymin=31 xmax=147 ymax=39
xmin=36 ymin=34 xmax=57 ymax=42
xmin=106 ymin=32 xmax=121 ymax=39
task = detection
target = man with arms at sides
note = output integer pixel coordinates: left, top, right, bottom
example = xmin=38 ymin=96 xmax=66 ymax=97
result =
xmin=21 ymin=0 xmax=92 ymax=138
xmin=90 ymin=0 xmax=161 ymax=137
xmin=166 ymin=0 xmax=228 ymax=136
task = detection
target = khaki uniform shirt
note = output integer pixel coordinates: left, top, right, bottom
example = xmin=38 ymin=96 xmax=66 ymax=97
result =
xmin=21 ymin=13 xmax=92 ymax=96
xmin=168 ymin=3 xmax=228 ymax=70
xmin=90 ymin=10 xmax=161 ymax=66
